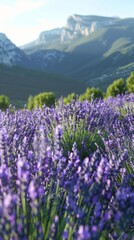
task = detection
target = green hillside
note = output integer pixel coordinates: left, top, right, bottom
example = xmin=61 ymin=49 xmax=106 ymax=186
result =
xmin=59 ymin=23 xmax=134 ymax=81
xmin=25 ymin=18 xmax=134 ymax=87
xmin=0 ymin=65 xmax=85 ymax=108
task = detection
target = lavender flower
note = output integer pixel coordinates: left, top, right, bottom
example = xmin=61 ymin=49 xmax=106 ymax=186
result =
xmin=0 ymin=93 xmax=133 ymax=239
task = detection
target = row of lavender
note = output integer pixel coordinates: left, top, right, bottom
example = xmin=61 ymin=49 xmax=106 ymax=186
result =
xmin=0 ymin=94 xmax=134 ymax=239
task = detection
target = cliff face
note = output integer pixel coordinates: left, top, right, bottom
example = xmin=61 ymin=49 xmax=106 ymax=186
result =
xmin=61 ymin=15 xmax=119 ymax=42
xmin=21 ymin=15 xmax=119 ymax=51
xmin=38 ymin=28 xmax=62 ymax=43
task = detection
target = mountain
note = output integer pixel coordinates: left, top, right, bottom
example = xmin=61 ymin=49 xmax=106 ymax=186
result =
xmin=29 ymin=49 xmax=66 ymax=70
xmin=0 ymin=33 xmax=31 ymax=67
xmin=21 ymin=15 xmax=134 ymax=90
xmin=22 ymin=15 xmax=119 ymax=52
xmin=61 ymin=15 xmax=119 ymax=42
xmin=21 ymin=28 xmax=63 ymax=54
xmin=1 ymin=14 xmax=134 ymax=105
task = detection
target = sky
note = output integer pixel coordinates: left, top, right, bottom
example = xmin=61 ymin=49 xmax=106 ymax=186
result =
xmin=0 ymin=0 xmax=134 ymax=46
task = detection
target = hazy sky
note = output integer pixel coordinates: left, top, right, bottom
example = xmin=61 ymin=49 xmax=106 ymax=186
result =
xmin=0 ymin=0 xmax=134 ymax=46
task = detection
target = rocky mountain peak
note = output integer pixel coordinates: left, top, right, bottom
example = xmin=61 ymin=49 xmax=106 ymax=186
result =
xmin=0 ymin=32 xmax=30 ymax=66
xmin=0 ymin=32 xmax=16 ymax=51
xmin=61 ymin=15 xmax=119 ymax=42
xmin=0 ymin=32 xmax=8 ymax=40
xmin=21 ymin=15 xmax=120 ymax=51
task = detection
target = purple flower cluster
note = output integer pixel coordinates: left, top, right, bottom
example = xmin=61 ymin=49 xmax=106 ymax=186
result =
xmin=0 ymin=93 xmax=133 ymax=239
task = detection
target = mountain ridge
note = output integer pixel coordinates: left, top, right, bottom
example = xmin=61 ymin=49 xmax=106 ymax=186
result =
xmin=0 ymin=14 xmax=134 ymax=103
xmin=21 ymin=14 xmax=120 ymax=52
xmin=0 ymin=32 xmax=31 ymax=67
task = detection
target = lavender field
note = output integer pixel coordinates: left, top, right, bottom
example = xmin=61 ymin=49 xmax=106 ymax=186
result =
xmin=0 ymin=94 xmax=134 ymax=240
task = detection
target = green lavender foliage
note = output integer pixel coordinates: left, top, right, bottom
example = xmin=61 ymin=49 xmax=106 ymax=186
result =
xmin=61 ymin=118 xmax=105 ymax=159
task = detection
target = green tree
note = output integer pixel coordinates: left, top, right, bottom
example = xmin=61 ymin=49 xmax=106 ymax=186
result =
xmin=126 ymin=72 xmax=134 ymax=93
xmin=106 ymin=78 xmax=127 ymax=98
xmin=63 ymin=93 xmax=77 ymax=104
xmin=27 ymin=95 xmax=34 ymax=110
xmin=79 ymin=87 xmax=103 ymax=102
xmin=0 ymin=95 xmax=10 ymax=109
xmin=34 ymin=92 xmax=56 ymax=108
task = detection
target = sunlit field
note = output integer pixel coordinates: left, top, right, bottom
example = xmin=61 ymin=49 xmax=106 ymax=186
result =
xmin=0 ymin=94 xmax=134 ymax=239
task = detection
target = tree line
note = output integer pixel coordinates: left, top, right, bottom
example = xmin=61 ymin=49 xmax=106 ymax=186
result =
xmin=0 ymin=71 xmax=134 ymax=109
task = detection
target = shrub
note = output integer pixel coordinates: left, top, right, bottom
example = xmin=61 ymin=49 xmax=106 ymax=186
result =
xmin=27 ymin=92 xmax=56 ymax=109
xmin=126 ymin=72 xmax=134 ymax=93
xmin=27 ymin=95 xmax=34 ymax=110
xmin=34 ymin=92 xmax=55 ymax=108
xmin=0 ymin=95 xmax=10 ymax=109
xmin=63 ymin=93 xmax=77 ymax=104
xmin=106 ymin=78 xmax=127 ymax=97
xmin=79 ymin=87 xmax=103 ymax=102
